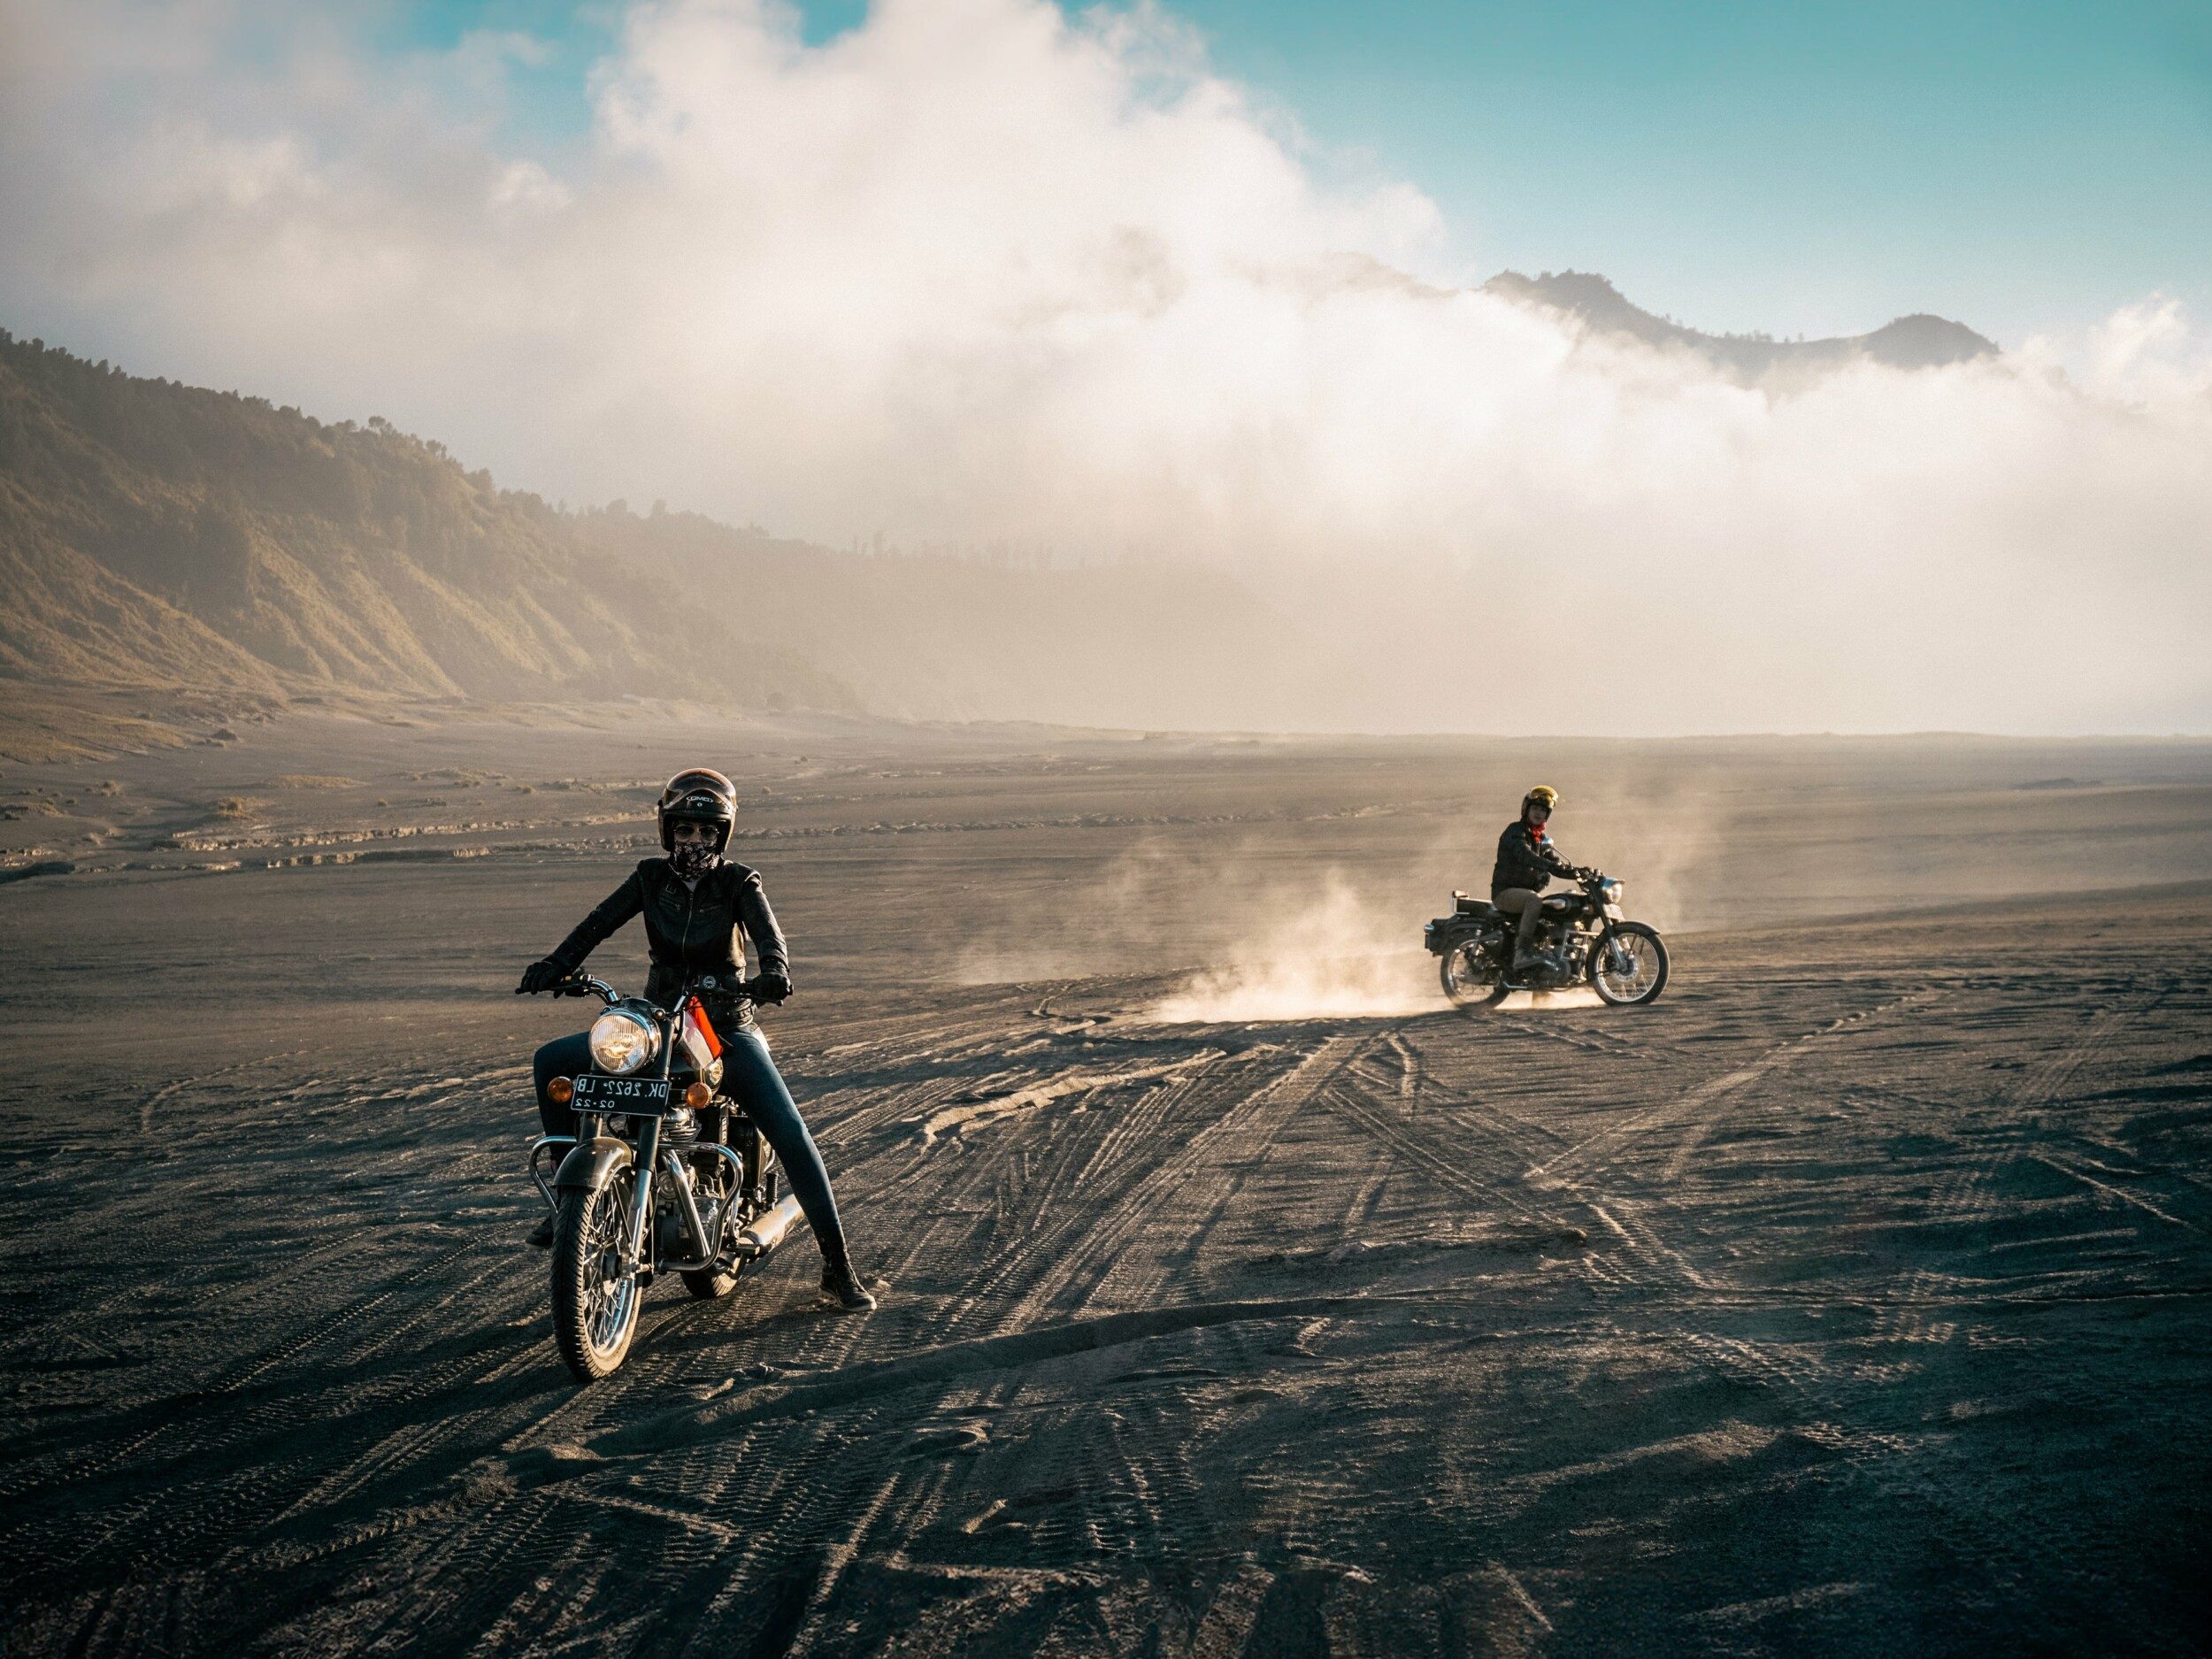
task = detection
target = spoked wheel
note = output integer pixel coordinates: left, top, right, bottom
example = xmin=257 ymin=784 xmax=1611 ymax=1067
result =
xmin=551 ymin=1166 xmax=642 ymax=1380
xmin=1591 ymin=923 xmax=1670 ymax=1006
xmin=1440 ymin=941 xmax=1510 ymax=1009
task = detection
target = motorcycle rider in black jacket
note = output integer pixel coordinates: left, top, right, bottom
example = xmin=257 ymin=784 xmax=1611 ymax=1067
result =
xmin=516 ymin=767 xmax=875 ymax=1310
xmin=1491 ymin=785 xmax=1579 ymax=972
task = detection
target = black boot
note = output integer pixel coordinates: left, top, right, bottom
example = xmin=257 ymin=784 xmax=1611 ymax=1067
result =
xmin=527 ymin=1213 xmax=555 ymax=1249
xmin=819 ymin=1245 xmax=878 ymax=1311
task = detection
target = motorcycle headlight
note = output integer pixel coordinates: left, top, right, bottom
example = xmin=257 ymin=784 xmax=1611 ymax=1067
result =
xmin=588 ymin=1008 xmax=661 ymax=1075
xmin=1601 ymin=879 xmax=1624 ymax=902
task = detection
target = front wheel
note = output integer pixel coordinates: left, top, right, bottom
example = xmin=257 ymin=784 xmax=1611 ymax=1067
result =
xmin=1590 ymin=923 xmax=1669 ymax=1006
xmin=551 ymin=1167 xmax=643 ymax=1380
xmin=1440 ymin=941 xmax=1509 ymax=1009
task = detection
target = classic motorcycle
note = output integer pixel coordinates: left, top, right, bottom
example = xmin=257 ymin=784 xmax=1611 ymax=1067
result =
xmin=1424 ymin=868 xmax=1670 ymax=1009
xmin=526 ymin=974 xmax=804 ymax=1381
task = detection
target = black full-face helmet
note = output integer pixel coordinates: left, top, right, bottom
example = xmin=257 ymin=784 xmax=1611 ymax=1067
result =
xmin=657 ymin=766 xmax=738 ymax=856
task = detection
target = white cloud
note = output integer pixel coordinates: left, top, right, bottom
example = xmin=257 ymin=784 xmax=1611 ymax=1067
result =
xmin=2075 ymin=296 xmax=2212 ymax=406
xmin=1 ymin=0 xmax=2207 ymax=731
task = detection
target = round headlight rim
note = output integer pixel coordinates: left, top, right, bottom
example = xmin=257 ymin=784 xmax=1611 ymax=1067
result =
xmin=588 ymin=1007 xmax=662 ymax=1075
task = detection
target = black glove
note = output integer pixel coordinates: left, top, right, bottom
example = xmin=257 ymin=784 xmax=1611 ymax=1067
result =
xmin=747 ymin=970 xmax=793 ymax=1005
xmin=517 ymin=959 xmax=565 ymax=995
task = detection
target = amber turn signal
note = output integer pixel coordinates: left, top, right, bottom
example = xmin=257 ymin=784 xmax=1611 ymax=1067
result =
xmin=548 ymin=1076 xmax=574 ymax=1105
xmin=684 ymin=1081 xmax=713 ymax=1110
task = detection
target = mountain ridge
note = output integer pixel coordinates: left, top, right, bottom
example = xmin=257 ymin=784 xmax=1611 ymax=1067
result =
xmin=1483 ymin=269 xmax=1998 ymax=378
xmin=0 ymin=329 xmax=1365 ymax=739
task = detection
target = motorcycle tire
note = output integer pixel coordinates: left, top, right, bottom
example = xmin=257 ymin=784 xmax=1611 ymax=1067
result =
xmin=682 ymin=1164 xmax=777 ymax=1301
xmin=1440 ymin=941 xmax=1510 ymax=1009
xmin=681 ymin=1263 xmax=740 ymax=1300
xmin=1590 ymin=922 xmax=1669 ymax=1007
xmin=681 ymin=1163 xmax=749 ymax=1302
xmin=550 ymin=1166 xmax=643 ymax=1381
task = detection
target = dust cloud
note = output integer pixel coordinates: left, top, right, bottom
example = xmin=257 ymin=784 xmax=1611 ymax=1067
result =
xmin=949 ymin=836 xmax=1447 ymax=1015
xmin=948 ymin=773 xmax=1735 ymax=1019
xmin=1142 ymin=875 xmax=1438 ymax=1022
xmin=952 ymin=832 xmax=1610 ymax=1022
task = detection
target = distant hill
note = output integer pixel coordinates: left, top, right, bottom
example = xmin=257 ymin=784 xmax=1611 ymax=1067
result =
xmin=0 ymin=331 xmax=1365 ymax=733
xmin=1483 ymin=271 xmax=1998 ymax=380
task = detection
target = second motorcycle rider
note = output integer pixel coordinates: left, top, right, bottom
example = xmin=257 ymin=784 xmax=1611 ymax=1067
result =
xmin=1492 ymin=784 xmax=1579 ymax=975
xmin=516 ymin=767 xmax=876 ymax=1310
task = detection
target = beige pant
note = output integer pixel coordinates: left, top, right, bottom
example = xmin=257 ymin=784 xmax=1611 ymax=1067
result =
xmin=1494 ymin=887 xmax=1558 ymax=958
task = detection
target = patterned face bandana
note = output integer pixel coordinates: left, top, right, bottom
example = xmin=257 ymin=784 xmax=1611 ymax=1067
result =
xmin=668 ymin=823 xmax=720 ymax=876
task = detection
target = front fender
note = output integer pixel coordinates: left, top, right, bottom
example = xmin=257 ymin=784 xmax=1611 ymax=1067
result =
xmin=553 ymin=1137 xmax=634 ymax=1193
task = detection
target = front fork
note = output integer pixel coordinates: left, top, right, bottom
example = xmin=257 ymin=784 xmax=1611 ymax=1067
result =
xmin=528 ymin=1115 xmax=748 ymax=1272
xmin=619 ymin=1116 xmax=662 ymax=1276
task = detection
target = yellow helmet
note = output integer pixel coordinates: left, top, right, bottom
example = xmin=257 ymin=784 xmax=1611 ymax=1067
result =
xmin=1524 ymin=785 xmax=1558 ymax=810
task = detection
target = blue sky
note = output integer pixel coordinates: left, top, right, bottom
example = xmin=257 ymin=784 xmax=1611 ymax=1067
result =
xmin=388 ymin=0 xmax=2212 ymax=346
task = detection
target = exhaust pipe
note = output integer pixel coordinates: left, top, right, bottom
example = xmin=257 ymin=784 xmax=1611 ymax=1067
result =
xmin=734 ymin=1194 xmax=806 ymax=1260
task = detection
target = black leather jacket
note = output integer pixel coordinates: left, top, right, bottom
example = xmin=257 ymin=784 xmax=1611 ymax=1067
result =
xmin=1491 ymin=821 xmax=1575 ymax=898
xmin=545 ymin=857 xmax=788 ymax=1029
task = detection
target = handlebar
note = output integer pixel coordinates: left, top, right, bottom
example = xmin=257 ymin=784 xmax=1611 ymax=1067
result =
xmin=550 ymin=975 xmax=619 ymax=1005
xmin=534 ymin=972 xmax=783 ymax=1008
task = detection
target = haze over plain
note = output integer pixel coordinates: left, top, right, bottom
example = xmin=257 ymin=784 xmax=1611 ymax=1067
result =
xmin=3 ymin=0 xmax=2208 ymax=734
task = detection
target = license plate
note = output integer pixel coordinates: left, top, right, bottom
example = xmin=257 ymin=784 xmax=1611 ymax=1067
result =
xmin=573 ymin=1073 xmax=672 ymax=1114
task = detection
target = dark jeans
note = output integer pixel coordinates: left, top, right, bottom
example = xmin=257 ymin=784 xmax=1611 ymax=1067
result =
xmin=534 ymin=1026 xmax=847 ymax=1260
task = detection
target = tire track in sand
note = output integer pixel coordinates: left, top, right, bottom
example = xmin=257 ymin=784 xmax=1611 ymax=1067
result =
xmin=992 ymin=1034 xmax=1383 ymax=1333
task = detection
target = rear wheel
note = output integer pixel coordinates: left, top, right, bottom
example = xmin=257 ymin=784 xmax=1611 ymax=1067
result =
xmin=682 ymin=1152 xmax=779 ymax=1299
xmin=1440 ymin=940 xmax=1509 ymax=1009
xmin=681 ymin=1263 xmax=740 ymax=1300
xmin=681 ymin=1156 xmax=742 ymax=1301
xmin=551 ymin=1166 xmax=642 ymax=1380
xmin=1591 ymin=923 xmax=1669 ymax=1006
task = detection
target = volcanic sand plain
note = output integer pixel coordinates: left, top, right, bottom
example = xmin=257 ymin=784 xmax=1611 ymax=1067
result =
xmin=3 ymin=706 xmax=2210 ymax=1656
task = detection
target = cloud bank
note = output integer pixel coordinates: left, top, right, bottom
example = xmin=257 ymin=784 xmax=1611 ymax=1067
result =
xmin=2 ymin=0 xmax=2207 ymax=732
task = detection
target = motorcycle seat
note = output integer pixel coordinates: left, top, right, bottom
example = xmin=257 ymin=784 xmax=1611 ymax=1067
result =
xmin=1454 ymin=893 xmax=1501 ymax=919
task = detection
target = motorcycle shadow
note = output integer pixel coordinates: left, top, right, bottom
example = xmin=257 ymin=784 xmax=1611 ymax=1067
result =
xmin=643 ymin=1278 xmax=853 ymax=1360
xmin=1483 ymin=986 xmax=1607 ymax=1011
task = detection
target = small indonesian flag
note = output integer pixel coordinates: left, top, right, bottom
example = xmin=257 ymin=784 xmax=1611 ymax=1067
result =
xmin=679 ymin=995 xmax=722 ymax=1070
